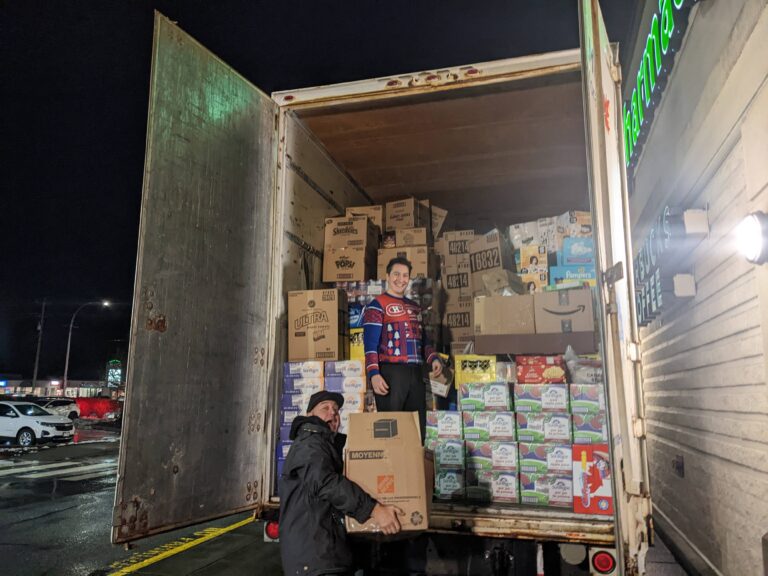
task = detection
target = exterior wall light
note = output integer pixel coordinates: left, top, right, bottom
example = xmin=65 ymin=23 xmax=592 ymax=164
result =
xmin=735 ymin=211 xmax=768 ymax=264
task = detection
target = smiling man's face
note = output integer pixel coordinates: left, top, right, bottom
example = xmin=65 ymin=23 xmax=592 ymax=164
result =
xmin=309 ymin=400 xmax=340 ymax=433
xmin=386 ymin=263 xmax=411 ymax=297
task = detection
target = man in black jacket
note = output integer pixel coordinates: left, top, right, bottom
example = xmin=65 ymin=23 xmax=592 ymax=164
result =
xmin=279 ymin=390 xmax=401 ymax=576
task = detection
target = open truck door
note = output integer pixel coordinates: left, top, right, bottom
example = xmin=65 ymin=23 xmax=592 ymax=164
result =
xmin=112 ymin=13 xmax=278 ymax=543
xmin=579 ymin=0 xmax=652 ymax=573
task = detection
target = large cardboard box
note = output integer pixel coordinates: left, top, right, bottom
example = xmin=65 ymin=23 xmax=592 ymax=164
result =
xmin=385 ymin=198 xmax=430 ymax=231
xmin=288 ymin=289 xmax=349 ymax=361
xmin=346 ymin=205 xmax=384 ymax=233
xmin=377 ymin=246 xmax=435 ymax=279
xmin=431 ymin=205 xmax=448 ymax=238
xmin=473 ymin=295 xmax=535 ymax=336
xmin=534 ymin=287 xmax=594 ymax=333
xmin=323 ymin=246 xmax=375 ymax=282
xmin=396 ymin=227 xmax=430 ymax=247
xmin=443 ymin=263 xmax=473 ymax=306
xmin=345 ymin=412 xmax=433 ymax=533
xmin=324 ymin=215 xmax=378 ymax=250
xmin=443 ymin=300 xmax=474 ymax=344
xmin=468 ymin=229 xmax=515 ymax=297
xmin=436 ymin=230 xmax=474 ymax=268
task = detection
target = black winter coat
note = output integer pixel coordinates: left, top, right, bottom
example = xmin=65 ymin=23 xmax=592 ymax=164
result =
xmin=279 ymin=415 xmax=376 ymax=576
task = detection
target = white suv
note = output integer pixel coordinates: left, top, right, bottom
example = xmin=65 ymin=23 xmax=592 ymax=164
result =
xmin=34 ymin=397 xmax=81 ymax=420
xmin=0 ymin=401 xmax=75 ymax=447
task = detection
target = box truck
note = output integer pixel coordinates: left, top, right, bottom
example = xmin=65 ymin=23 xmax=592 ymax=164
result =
xmin=114 ymin=1 xmax=652 ymax=573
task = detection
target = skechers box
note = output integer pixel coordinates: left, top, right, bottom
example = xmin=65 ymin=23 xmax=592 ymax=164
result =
xmin=345 ymin=412 xmax=434 ymax=534
xmin=288 ymin=290 xmax=349 ymax=361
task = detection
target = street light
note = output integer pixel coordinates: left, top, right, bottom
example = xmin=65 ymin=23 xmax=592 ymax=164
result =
xmin=63 ymin=300 xmax=111 ymax=391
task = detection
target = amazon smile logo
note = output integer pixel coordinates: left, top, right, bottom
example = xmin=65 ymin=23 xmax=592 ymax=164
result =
xmin=543 ymin=305 xmax=586 ymax=316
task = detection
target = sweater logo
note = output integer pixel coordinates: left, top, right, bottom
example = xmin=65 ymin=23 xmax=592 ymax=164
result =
xmin=386 ymin=303 xmax=405 ymax=316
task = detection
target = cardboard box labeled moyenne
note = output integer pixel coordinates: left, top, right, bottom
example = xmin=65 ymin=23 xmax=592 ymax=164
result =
xmin=346 ymin=412 xmax=433 ymax=533
xmin=534 ymin=287 xmax=594 ymax=333
xmin=474 ymin=295 xmax=535 ymax=336
xmin=573 ymin=444 xmax=613 ymax=515
xmin=288 ymin=290 xmax=349 ymax=362
xmin=346 ymin=205 xmax=384 ymax=234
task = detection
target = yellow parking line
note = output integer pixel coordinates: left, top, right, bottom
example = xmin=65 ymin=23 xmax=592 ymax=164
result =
xmin=108 ymin=517 xmax=255 ymax=575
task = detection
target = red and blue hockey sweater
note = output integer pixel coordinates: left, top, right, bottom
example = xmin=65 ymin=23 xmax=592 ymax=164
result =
xmin=362 ymin=292 xmax=438 ymax=377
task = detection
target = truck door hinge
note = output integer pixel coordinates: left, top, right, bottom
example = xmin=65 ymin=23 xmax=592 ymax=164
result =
xmin=627 ymin=341 xmax=642 ymax=362
xmin=604 ymin=262 xmax=624 ymax=286
xmin=632 ymin=416 xmax=647 ymax=439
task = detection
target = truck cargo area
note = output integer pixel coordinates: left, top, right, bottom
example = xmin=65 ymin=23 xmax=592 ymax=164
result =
xmin=268 ymin=60 xmax=613 ymax=544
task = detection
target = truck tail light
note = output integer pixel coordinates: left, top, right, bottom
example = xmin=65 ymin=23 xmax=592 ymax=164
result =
xmin=265 ymin=520 xmax=280 ymax=541
xmin=592 ymin=550 xmax=616 ymax=573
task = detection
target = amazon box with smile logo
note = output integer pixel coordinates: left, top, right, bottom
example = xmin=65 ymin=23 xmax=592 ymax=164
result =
xmin=345 ymin=412 xmax=434 ymax=534
xmin=534 ymin=287 xmax=594 ymax=334
xmin=288 ymin=289 xmax=349 ymax=361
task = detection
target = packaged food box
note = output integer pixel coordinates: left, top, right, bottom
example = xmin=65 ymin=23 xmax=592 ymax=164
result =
xmin=281 ymin=391 xmax=314 ymax=410
xmin=279 ymin=424 xmax=292 ymax=443
xmin=519 ymin=245 xmax=548 ymax=270
xmin=350 ymin=328 xmax=364 ymax=361
xmin=434 ymin=469 xmax=465 ymax=500
xmin=495 ymin=361 xmax=517 ymax=383
xmin=385 ymin=198 xmax=431 ymax=231
xmin=324 ymin=359 xmax=364 ymax=378
xmin=454 ymin=354 xmax=496 ymax=386
xmin=572 ymin=412 xmax=609 ymax=445
xmin=462 ymin=411 xmax=516 ymax=441
xmin=520 ymin=270 xmax=549 ymax=294
xmin=573 ymin=444 xmax=613 ymax=515
xmin=514 ymin=384 xmax=569 ymax=413
xmin=282 ymin=377 xmax=325 ymax=394
xmin=556 ymin=210 xmax=593 ymax=239
xmin=561 ymin=237 xmax=595 ymax=265
xmin=324 ymin=376 xmax=366 ymax=394
xmin=426 ymin=410 xmax=463 ymax=439
xmin=283 ymin=361 xmax=325 ymax=380
xmin=569 ymin=384 xmax=606 ymax=413
xmin=395 ymin=227 xmax=430 ymax=247
xmin=519 ymin=473 xmax=573 ymax=507
xmin=516 ymin=363 xmax=567 ymax=384
xmin=324 ymin=215 xmax=377 ymax=249
xmin=466 ymin=469 xmax=519 ymax=503
xmin=508 ymin=221 xmax=539 ymax=250
xmin=429 ymin=439 xmax=466 ymax=469
xmin=518 ymin=442 xmax=573 ymax=474
xmin=516 ymin=413 xmax=572 ymax=443
xmin=465 ymin=441 xmax=518 ymax=471
xmin=324 ymin=246 xmax=376 ymax=282
xmin=346 ymin=205 xmax=384 ymax=233
xmin=516 ymin=355 xmax=565 ymax=366
xmin=459 ymin=382 xmax=511 ymax=411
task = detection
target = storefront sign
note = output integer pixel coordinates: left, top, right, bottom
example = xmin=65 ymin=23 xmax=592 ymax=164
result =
xmin=623 ymin=0 xmax=697 ymax=168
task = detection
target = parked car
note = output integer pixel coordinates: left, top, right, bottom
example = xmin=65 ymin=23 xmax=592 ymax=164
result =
xmin=33 ymin=397 xmax=81 ymax=420
xmin=0 ymin=401 xmax=74 ymax=447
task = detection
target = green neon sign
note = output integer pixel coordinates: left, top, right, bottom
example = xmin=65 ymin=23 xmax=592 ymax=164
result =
xmin=623 ymin=0 xmax=696 ymax=168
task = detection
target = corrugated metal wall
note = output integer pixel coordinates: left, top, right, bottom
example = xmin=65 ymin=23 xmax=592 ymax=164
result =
xmin=628 ymin=2 xmax=768 ymax=574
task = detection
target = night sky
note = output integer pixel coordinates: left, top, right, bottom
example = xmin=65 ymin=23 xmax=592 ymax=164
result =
xmin=1 ymin=0 xmax=638 ymax=380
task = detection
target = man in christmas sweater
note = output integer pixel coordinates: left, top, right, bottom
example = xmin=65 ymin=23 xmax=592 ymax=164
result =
xmin=363 ymin=257 xmax=442 ymax=437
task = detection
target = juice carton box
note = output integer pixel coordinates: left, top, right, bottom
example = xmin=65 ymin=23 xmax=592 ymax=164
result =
xmin=573 ymin=444 xmax=613 ymax=515
xmin=569 ymin=384 xmax=605 ymax=413
xmin=429 ymin=439 xmax=466 ymax=469
xmin=465 ymin=441 xmax=518 ymax=471
xmin=572 ymin=412 xmax=609 ymax=444
xmin=282 ymin=377 xmax=325 ymax=394
xmin=462 ymin=411 xmax=516 ymax=441
xmin=518 ymin=442 xmax=573 ymax=474
xmin=519 ymin=473 xmax=573 ymax=508
xmin=435 ymin=469 xmax=465 ymax=500
xmin=324 ymin=359 xmax=365 ymax=378
xmin=426 ymin=410 xmax=464 ymax=439
xmin=514 ymin=384 xmax=569 ymax=413
xmin=283 ymin=361 xmax=324 ymax=380
xmin=459 ymin=382 xmax=511 ymax=411
xmin=516 ymin=413 xmax=572 ymax=443
xmin=490 ymin=470 xmax=519 ymax=503
xmin=324 ymin=375 xmax=366 ymax=394
xmin=465 ymin=469 xmax=493 ymax=502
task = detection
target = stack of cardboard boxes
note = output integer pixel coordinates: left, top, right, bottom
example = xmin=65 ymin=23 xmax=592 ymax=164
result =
xmin=377 ymin=198 xmax=436 ymax=280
